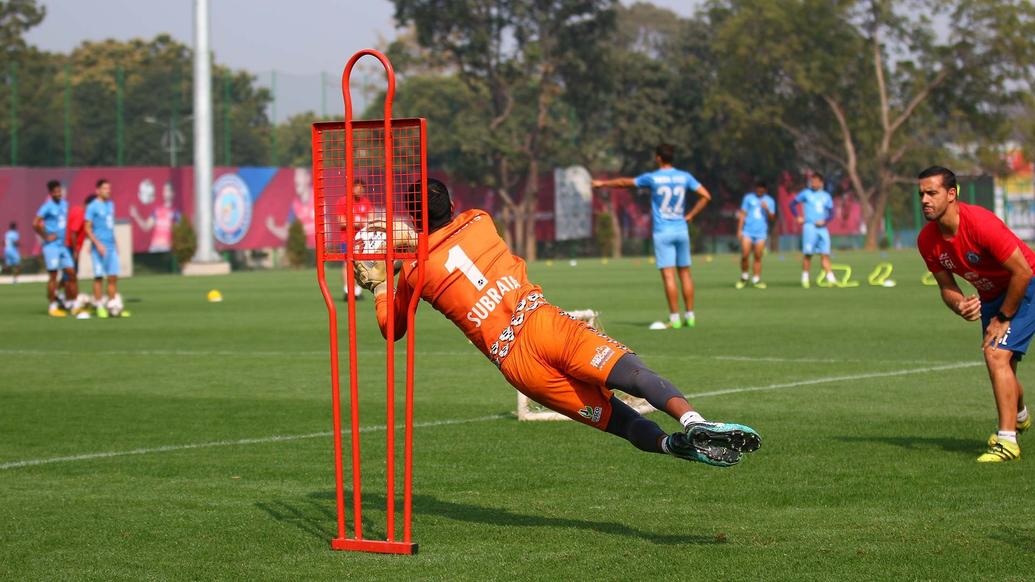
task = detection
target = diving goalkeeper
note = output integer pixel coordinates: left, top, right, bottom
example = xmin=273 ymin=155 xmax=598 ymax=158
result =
xmin=354 ymin=179 xmax=761 ymax=466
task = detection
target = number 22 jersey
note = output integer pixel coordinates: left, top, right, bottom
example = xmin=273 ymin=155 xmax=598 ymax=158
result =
xmin=376 ymin=209 xmax=544 ymax=366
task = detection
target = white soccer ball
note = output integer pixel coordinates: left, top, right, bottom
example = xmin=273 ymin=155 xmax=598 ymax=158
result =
xmin=354 ymin=220 xmax=415 ymax=270
xmin=107 ymin=295 xmax=124 ymax=317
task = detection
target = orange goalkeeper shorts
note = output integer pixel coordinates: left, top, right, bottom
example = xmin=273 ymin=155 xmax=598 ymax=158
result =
xmin=499 ymin=305 xmax=632 ymax=430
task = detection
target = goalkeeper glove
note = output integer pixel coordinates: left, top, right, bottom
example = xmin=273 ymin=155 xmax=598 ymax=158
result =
xmin=354 ymin=260 xmax=388 ymax=296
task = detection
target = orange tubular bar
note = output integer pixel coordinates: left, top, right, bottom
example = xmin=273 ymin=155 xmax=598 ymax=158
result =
xmin=321 ymin=48 xmax=419 ymax=555
xmin=311 ymin=125 xmax=347 ymax=544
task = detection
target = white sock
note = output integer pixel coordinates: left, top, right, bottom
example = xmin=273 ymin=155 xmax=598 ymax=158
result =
xmin=669 ymin=313 xmax=681 ymax=325
xmin=801 ymin=271 xmax=809 ymax=282
xmin=680 ymin=411 xmax=705 ymax=428
xmin=751 ymin=275 xmax=760 ymax=284
xmin=49 ymin=301 xmax=58 ymax=310
xmin=826 ymin=271 xmax=837 ymax=282
xmin=685 ymin=311 xmax=694 ymax=321
xmin=740 ymin=272 xmax=749 ymax=281
xmin=1018 ymin=406 xmax=1029 ymax=423
xmin=998 ymin=430 xmax=1018 ymax=444
xmin=660 ymin=435 xmax=672 ymax=454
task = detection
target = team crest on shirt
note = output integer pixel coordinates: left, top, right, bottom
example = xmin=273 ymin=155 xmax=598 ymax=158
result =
xmin=578 ymin=406 xmax=603 ymax=422
xmin=966 ymin=251 xmax=981 ymax=264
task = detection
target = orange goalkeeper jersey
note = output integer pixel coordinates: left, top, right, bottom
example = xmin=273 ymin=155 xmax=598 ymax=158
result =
xmin=375 ymin=209 xmax=544 ymax=366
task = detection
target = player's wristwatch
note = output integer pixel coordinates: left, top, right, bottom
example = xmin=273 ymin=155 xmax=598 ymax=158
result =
xmin=995 ymin=310 xmax=1015 ymax=323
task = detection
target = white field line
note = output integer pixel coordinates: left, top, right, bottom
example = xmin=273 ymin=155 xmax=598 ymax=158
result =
xmin=0 ymin=361 xmax=986 ymax=471
xmin=0 ymin=348 xmax=962 ymax=366
xmin=684 ymin=361 xmax=983 ymax=399
xmin=0 ymin=414 xmax=508 ymax=471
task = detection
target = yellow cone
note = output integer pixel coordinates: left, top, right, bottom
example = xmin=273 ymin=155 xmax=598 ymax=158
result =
xmin=207 ymin=289 xmax=224 ymax=303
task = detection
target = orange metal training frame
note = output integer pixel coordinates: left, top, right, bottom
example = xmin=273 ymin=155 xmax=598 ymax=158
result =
xmin=311 ymin=49 xmax=427 ymax=555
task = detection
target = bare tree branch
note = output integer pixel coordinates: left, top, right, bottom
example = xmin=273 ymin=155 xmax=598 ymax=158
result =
xmin=774 ymin=119 xmax=848 ymax=169
xmin=888 ymin=68 xmax=950 ymax=136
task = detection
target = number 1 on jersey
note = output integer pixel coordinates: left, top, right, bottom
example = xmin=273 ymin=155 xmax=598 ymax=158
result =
xmin=445 ymin=245 xmax=488 ymax=290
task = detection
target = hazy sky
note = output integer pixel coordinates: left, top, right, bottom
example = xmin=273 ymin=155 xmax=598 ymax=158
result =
xmin=25 ymin=1 xmax=700 ymax=117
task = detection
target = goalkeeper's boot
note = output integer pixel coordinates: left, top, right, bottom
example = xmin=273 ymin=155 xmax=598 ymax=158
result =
xmin=977 ymin=439 xmax=1020 ymax=463
xmin=48 ymin=305 xmax=68 ymax=318
xmin=752 ymin=280 xmax=768 ymax=289
xmin=669 ymin=318 xmax=684 ymax=330
xmin=96 ymin=304 xmax=109 ymax=319
xmin=735 ymin=279 xmax=747 ymax=289
xmin=663 ymin=431 xmax=740 ymax=467
xmin=684 ymin=314 xmax=695 ymax=328
xmin=686 ymin=422 xmax=762 ymax=456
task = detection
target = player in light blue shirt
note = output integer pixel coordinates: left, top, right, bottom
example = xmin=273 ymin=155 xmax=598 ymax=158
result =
xmin=735 ymin=181 xmax=776 ymax=289
xmin=4 ymin=221 xmax=21 ymax=282
xmin=593 ymin=143 xmax=712 ymax=329
xmin=33 ymin=180 xmax=79 ymax=316
xmin=85 ymin=178 xmax=127 ymax=318
xmin=791 ymin=172 xmax=836 ymax=287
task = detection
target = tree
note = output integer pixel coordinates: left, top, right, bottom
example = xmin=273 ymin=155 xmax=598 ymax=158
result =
xmin=0 ymin=0 xmax=45 ymax=55
xmin=1 ymin=33 xmax=274 ymax=167
xmin=709 ymin=0 xmax=1035 ymax=248
xmin=393 ymin=0 xmax=618 ymax=259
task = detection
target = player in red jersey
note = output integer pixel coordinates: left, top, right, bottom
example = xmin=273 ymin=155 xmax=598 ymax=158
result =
xmin=354 ymin=179 xmax=761 ymax=467
xmin=338 ymin=179 xmax=375 ymax=301
xmin=917 ymin=166 xmax=1034 ymax=462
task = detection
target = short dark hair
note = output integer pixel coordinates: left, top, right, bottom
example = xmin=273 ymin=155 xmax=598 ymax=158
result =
xmin=655 ymin=143 xmax=675 ymax=164
xmin=811 ymin=171 xmax=824 ymax=181
xmin=47 ymin=180 xmax=61 ymax=193
xmin=754 ymin=180 xmax=767 ymax=190
xmin=407 ymin=178 xmax=453 ymax=232
xmin=8 ymin=222 xmax=15 ymax=230
xmin=918 ymin=166 xmax=957 ymax=192
xmin=85 ymin=194 xmax=98 ymax=206
xmin=96 ymin=178 xmax=109 ymax=188
xmin=353 ymin=178 xmax=365 ymax=187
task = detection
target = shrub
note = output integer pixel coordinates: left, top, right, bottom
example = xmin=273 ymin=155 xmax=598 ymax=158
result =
xmin=172 ymin=217 xmax=197 ymax=270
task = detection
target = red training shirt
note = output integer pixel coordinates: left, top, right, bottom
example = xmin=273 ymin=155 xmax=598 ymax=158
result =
xmin=65 ymin=205 xmax=86 ymax=253
xmin=917 ymin=202 xmax=1035 ymax=300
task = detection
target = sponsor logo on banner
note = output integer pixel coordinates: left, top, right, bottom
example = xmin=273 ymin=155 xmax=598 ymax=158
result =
xmin=213 ymin=174 xmax=252 ymax=245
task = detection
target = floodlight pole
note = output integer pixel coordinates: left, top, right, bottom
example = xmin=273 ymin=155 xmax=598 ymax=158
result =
xmin=185 ymin=0 xmax=229 ymax=274
xmin=193 ymin=0 xmax=216 ymax=264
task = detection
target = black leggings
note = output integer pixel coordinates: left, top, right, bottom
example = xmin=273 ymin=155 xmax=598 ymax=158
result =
xmin=602 ymin=353 xmax=684 ymax=453
xmin=605 ymin=353 xmax=684 ymax=413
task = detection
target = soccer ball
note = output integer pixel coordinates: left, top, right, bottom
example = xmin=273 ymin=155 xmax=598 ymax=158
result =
xmin=107 ymin=294 xmax=124 ymax=318
xmin=354 ymin=220 xmax=416 ymax=271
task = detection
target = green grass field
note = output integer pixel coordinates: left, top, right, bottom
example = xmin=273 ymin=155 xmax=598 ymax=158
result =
xmin=2 ymin=250 xmax=1033 ymax=580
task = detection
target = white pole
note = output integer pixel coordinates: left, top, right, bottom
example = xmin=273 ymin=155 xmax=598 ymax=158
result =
xmin=192 ymin=0 xmax=217 ymax=263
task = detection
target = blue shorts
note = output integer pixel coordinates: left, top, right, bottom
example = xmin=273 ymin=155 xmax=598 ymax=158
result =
xmin=4 ymin=250 xmax=19 ymax=266
xmin=653 ymin=228 xmax=691 ymax=269
xmin=980 ymin=279 xmax=1035 ymax=358
xmin=42 ymin=243 xmax=74 ymax=272
xmin=802 ymin=223 xmax=831 ymax=255
xmin=91 ymin=243 xmax=120 ymax=278
xmin=742 ymin=233 xmax=767 ymax=245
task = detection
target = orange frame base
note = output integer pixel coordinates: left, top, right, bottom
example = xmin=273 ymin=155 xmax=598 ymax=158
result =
xmin=331 ymin=538 xmax=419 ymax=555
